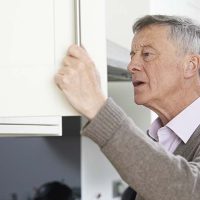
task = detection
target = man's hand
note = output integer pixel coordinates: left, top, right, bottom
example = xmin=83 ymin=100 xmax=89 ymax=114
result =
xmin=55 ymin=45 xmax=107 ymax=120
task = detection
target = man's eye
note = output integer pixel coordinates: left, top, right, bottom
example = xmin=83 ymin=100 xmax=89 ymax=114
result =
xmin=142 ymin=52 xmax=155 ymax=61
xmin=143 ymin=52 xmax=150 ymax=57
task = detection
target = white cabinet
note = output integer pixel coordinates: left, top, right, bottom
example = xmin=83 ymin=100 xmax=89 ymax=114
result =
xmin=0 ymin=0 xmax=107 ymax=136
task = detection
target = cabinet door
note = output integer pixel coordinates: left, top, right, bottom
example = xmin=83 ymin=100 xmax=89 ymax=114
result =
xmin=0 ymin=0 xmax=78 ymax=117
xmin=0 ymin=0 xmax=107 ymax=136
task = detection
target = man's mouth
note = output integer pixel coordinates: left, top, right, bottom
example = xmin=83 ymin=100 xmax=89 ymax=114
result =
xmin=132 ymin=81 xmax=145 ymax=87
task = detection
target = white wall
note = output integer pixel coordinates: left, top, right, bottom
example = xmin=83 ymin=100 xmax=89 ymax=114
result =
xmin=106 ymin=0 xmax=150 ymax=49
xmin=150 ymin=0 xmax=200 ymax=21
xmin=82 ymin=138 xmax=122 ymax=200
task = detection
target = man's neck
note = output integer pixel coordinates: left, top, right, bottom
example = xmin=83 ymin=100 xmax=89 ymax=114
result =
xmin=147 ymin=92 xmax=200 ymax=126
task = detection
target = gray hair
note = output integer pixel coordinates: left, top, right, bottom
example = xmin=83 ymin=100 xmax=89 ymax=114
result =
xmin=133 ymin=15 xmax=200 ymax=54
xmin=132 ymin=15 xmax=200 ymax=75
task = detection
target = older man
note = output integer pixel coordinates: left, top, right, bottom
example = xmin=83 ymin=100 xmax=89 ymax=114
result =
xmin=55 ymin=15 xmax=200 ymax=200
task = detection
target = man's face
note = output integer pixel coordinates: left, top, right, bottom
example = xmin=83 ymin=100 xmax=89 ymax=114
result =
xmin=128 ymin=25 xmax=185 ymax=108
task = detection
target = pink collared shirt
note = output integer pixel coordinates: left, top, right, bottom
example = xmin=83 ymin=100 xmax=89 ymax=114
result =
xmin=148 ymin=97 xmax=200 ymax=153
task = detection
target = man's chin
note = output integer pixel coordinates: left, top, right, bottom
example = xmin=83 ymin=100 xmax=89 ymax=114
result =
xmin=134 ymin=97 xmax=146 ymax=105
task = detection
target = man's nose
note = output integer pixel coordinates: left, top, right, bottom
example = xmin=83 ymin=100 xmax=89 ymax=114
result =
xmin=127 ymin=58 xmax=143 ymax=74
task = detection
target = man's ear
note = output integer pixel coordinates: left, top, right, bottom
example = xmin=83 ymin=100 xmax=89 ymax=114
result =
xmin=184 ymin=55 xmax=200 ymax=78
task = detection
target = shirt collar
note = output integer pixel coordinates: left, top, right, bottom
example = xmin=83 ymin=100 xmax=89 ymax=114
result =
xmin=166 ymin=97 xmax=200 ymax=144
xmin=148 ymin=97 xmax=200 ymax=144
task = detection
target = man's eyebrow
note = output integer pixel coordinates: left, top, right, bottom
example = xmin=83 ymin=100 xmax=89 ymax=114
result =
xmin=130 ymin=44 xmax=156 ymax=55
xmin=141 ymin=44 xmax=155 ymax=49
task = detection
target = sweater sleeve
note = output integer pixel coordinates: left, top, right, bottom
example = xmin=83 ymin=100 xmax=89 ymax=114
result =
xmin=81 ymin=98 xmax=200 ymax=200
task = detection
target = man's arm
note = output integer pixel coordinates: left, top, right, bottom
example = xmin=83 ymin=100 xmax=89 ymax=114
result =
xmin=81 ymin=98 xmax=200 ymax=200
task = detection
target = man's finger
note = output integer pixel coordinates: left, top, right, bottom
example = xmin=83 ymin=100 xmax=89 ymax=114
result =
xmin=62 ymin=55 xmax=78 ymax=67
xmin=67 ymin=44 xmax=91 ymax=61
xmin=57 ymin=66 xmax=75 ymax=76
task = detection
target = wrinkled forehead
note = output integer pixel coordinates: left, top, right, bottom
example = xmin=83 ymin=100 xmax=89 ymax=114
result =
xmin=131 ymin=25 xmax=171 ymax=50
